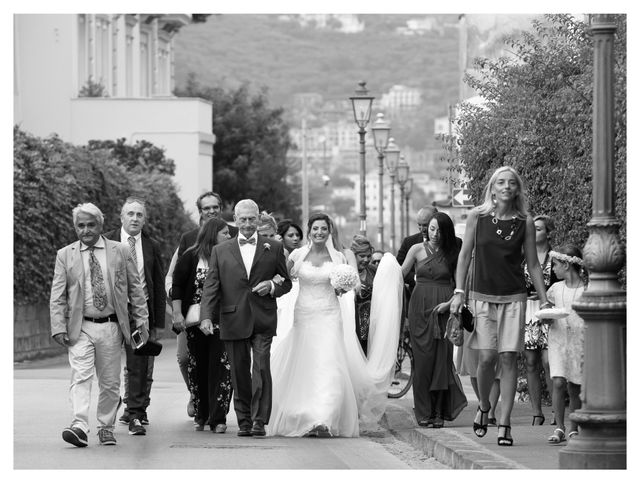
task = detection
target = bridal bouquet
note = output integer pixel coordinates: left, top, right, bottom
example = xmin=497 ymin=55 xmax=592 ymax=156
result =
xmin=329 ymin=264 xmax=359 ymax=294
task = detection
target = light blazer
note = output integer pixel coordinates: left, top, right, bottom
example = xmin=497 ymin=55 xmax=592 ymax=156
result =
xmin=50 ymin=236 xmax=149 ymax=345
xmin=199 ymin=235 xmax=292 ymax=341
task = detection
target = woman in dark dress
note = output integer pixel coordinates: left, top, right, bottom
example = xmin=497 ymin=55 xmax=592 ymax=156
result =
xmin=350 ymin=235 xmax=376 ymax=357
xmin=401 ymin=212 xmax=467 ymax=428
xmin=172 ymin=218 xmax=233 ymax=432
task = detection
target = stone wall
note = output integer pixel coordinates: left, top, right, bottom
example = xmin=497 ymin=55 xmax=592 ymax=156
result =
xmin=14 ymin=303 xmax=65 ymax=362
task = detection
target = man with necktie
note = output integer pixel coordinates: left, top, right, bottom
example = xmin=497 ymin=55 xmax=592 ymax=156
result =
xmin=50 ymin=203 xmax=149 ymax=447
xmin=105 ymin=197 xmax=166 ymax=435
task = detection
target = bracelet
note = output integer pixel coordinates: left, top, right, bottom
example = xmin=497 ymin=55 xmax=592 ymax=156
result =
xmin=540 ymin=301 xmax=553 ymax=309
xmin=453 ymin=289 xmax=465 ymax=295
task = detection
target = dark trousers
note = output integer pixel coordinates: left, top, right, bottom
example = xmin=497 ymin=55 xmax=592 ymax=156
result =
xmin=186 ymin=327 xmax=232 ymax=427
xmin=225 ymin=333 xmax=273 ymax=429
xmin=123 ymin=343 xmax=153 ymax=419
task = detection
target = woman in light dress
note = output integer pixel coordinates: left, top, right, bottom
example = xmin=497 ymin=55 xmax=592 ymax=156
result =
xmin=268 ymin=212 xmax=403 ymax=437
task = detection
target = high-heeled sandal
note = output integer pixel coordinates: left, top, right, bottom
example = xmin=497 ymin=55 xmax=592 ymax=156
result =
xmin=532 ymin=414 xmax=545 ymax=426
xmin=497 ymin=425 xmax=513 ymax=446
xmin=473 ymin=406 xmax=490 ymax=438
xmin=548 ymin=428 xmax=566 ymax=443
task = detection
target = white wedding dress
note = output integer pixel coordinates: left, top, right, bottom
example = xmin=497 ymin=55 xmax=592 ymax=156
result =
xmin=267 ymin=244 xmax=403 ymax=437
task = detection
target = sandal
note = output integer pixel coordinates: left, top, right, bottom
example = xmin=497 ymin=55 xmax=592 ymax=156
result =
xmin=432 ymin=416 xmax=444 ymax=429
xmin=548 ymin=428 xmax=566 ymax=443
xmin=488 ymin=417 xmax=497 ymax=427
xmin=497 ymin=425 xmax=513 ymax=446
xmin=473 ymin=406 xmax=490 ymax=438
xmin=532 ymin=415 xmax=545 ymax=426
xmin=568 ymin=430 xmax=578 ymax=439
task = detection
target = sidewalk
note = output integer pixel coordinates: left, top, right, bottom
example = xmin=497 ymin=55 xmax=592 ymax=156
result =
xmin=382 ymin=375 xmax=566 ymax=469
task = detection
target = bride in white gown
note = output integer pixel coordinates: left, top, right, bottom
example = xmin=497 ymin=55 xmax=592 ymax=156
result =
xmin=268 ymin=213 xmax=403 ymax=437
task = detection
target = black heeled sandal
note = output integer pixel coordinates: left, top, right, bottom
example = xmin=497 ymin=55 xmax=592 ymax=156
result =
xmin=473 ymin=406 xmax=490 ymax=438
xmin=497 ymin=425 xmax=513 ymax=446
xmin=532 ymin=415 xmax=545 ymax=426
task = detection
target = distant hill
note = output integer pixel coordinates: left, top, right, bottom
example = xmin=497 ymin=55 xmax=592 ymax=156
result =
xmin=173 ymin=14 xmax=462 ymax=148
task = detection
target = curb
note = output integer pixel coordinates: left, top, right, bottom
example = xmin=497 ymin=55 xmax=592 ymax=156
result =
xmin=382 ymin=403 xmax=527 ymax=469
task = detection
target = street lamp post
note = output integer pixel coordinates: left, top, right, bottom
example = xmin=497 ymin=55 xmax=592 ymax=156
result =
xmin=371 ymin=112 xmax=391 ymax=249
xmin=396 ymin=156 xmax=410 ymax=240
xmin=349 ymin=81 xmax=375 ymax=236
xmin=384 ymin=138 xmax=400 ymax=254
xmin=404 ymin=177 xmax=413 ymax=239
xmin=559 ymin=14 xmax=626 ymax=469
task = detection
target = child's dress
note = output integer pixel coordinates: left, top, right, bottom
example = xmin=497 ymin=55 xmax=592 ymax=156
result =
xmin=546 ymin=281 xmax=586 ymax=385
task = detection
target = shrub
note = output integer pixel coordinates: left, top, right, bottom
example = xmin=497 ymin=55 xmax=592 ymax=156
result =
xmin=13 ymin=127 xmax=194 ymax=305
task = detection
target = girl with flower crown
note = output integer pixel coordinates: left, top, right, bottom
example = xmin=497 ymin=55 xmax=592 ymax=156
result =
xmin=543 ymin=244 xmax=586 ymax=444
xmin=451 ymin=166 xmax=551 ymax=447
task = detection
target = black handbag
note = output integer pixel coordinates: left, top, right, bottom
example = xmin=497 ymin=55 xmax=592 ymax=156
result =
xmin=460 ymin=304 xmax=474 ymax=332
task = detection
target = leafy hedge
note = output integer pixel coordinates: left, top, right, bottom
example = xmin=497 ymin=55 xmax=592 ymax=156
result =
xmin=14 ymin=127 xmax=195 ymax=305
xmin=447 ymin=15 xmax=626 ymax=270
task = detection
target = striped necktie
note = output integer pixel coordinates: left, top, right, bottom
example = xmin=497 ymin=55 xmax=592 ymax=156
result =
xmin=128 ymin=236 xmax=138 ymax=265
xmin=88 ymin=247 xmax=108 ymax=310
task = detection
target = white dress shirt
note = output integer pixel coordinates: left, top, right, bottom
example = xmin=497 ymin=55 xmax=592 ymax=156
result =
xmin=120 ymin=227 xmax=148 ymax=299
xmin=238 ymin=232 xmax=258 ymax=277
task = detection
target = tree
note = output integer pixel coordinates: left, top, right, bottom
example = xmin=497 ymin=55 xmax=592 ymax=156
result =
xmin=448 ymin=14 xmax=626 ymax=262
xmin=174 ymin=75 xmax=299 ymax=218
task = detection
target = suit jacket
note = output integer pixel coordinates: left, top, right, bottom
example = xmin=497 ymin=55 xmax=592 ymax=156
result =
xmin=104 ymin=229 xmax=166 ymax=329
xmin=199 ymin=235 xmax=292 ymax=341
xmin=50 ymin=237 xmax=149 ymax=345
xmin=396 ymin=232 xmax=423 ymax=290
xmin=177 ymin=223 xmax=239 ymax=258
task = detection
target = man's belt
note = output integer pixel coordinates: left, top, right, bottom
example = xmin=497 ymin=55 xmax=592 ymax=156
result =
xmin=84 ymin=314 xmax=118 ymax=323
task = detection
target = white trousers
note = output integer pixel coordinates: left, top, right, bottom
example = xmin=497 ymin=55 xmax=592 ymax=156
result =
xmin=67 ymin=320 xmax=123 ymax=433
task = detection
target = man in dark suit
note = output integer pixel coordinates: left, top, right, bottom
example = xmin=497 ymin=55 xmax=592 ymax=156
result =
xmin=105 ymin=197 xmax=166 ymax=436
xmin=51 ymin=203 xmax=149 ymax=447
xmin=199 ymin=199 xmax=292 ymax=437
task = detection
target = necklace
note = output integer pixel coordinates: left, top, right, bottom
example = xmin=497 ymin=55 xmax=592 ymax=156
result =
xmin=424 ymin=240 xmax=439 ymax=256
xmin=490 ymin=211 xmax=519 ymax=241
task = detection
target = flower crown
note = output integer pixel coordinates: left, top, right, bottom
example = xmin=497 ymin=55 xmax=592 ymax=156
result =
xmin=549 ymin=250 xmax=583 ymax=266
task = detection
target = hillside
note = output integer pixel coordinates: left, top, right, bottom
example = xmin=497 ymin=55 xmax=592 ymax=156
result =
xmin=173 ymin=14 xmax=462 ymax=147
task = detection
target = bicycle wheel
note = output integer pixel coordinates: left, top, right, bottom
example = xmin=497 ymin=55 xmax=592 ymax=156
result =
xmin=387 ymin=341 xmax=414 ymax=398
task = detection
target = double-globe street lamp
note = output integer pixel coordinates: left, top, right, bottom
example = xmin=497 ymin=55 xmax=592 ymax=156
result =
xmin=396 ymin=156 xmax=410 ymax=239
xmin=371 ymin=112 xmax=391 ymax=249
xmin=349 ymin=81 xmax=375 ymax=236
xmin=384 ymin=138 xmax=401 ymax=253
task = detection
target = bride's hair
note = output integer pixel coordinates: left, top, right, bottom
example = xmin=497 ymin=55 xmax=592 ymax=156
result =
xmin=307 ymin=212 xmax=332 ymax=236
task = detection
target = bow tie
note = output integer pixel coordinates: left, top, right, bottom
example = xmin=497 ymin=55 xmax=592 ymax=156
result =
xmin=239 ymin=237 xmax=256 ymax=246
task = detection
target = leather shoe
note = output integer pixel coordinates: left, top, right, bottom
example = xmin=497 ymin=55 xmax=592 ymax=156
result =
xmin=251 ymin=420 xmax=266 ymax=437
xmin=237 ymin=427 xmax=253 ymax=437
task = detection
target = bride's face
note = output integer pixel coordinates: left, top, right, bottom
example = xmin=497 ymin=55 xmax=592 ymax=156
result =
xmin=309 ymin=220 xmax=330 ymax=246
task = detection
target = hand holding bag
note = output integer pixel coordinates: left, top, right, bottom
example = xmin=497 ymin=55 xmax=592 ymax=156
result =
xmin=185 ymin=303 xmax=201 ymax=327
xmin=445 ymin=313 xmax=464 ymax=346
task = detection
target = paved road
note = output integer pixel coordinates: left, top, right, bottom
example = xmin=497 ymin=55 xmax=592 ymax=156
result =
xmin=14 ymin=337 xmax=445 ymax=470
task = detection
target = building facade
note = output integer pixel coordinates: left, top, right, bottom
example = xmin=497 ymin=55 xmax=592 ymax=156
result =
xmin=13 ymin=14 xmax=214 ymax=220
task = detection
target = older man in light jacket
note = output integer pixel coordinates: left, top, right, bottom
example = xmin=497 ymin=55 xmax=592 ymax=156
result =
xmin=50 ymin=202 xmax=148 ymax=447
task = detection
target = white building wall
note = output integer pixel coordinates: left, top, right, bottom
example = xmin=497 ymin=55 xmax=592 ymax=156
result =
xmin=13 ymin=13 xmax=214 ymax=222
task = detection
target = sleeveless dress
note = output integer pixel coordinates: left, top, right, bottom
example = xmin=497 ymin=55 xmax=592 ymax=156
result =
xmin=268 ymin=261 xmax=360 ymax=437
xmin=408 ymin=248 xmax=467 ymax=423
